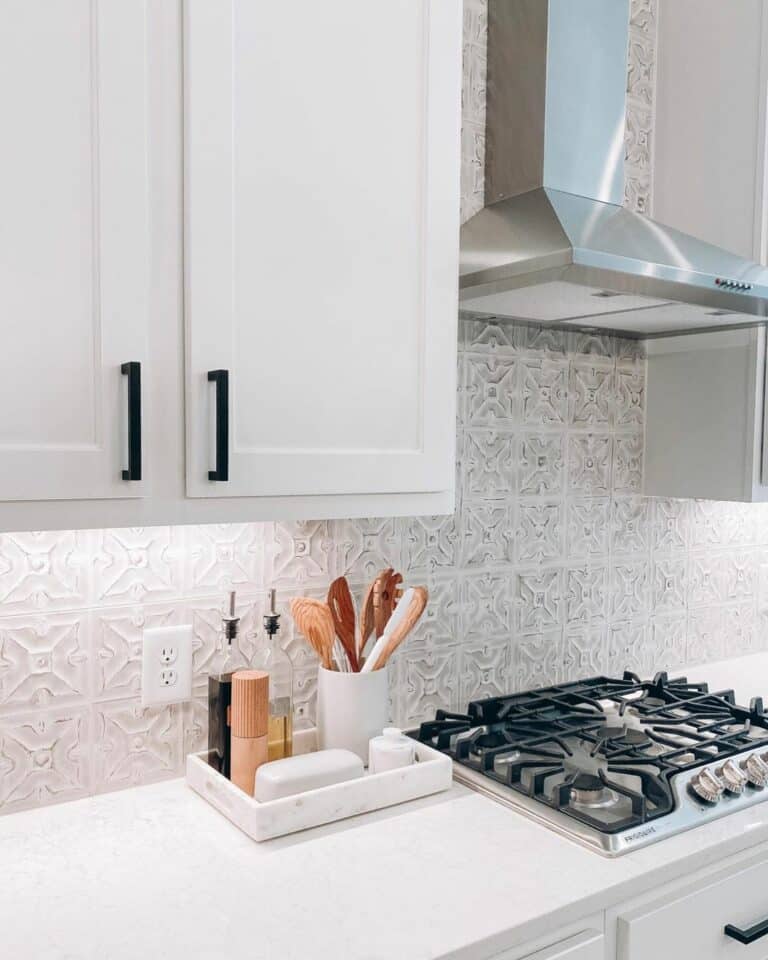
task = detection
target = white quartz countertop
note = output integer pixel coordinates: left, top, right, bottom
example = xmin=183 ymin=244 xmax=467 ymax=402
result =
xmin=5 ymin=653 xmax=768 ymax=960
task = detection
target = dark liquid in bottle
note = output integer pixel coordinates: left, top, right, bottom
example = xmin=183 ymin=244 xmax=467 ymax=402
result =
xmin=208 ymin=674 xmax=233 ymax=778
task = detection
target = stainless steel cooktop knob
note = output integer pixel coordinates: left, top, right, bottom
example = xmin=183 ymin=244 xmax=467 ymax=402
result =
xmin=718 ymin=759 xmax=748 ymax=795
xmin=690 ymin=767 xmax=725 ymax=804
xmin=742 ymin=752 xmax=768 ymax=788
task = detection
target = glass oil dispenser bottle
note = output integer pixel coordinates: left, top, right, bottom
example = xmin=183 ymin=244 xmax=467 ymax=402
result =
xmin=251 ymin=588 xmax=294 ymax=760
xmin=207 ymin=590 xmax=248 ymax=778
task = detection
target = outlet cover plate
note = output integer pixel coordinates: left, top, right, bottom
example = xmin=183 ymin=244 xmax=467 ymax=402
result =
xmin=142 ymin=624 xmax=193 ymax=707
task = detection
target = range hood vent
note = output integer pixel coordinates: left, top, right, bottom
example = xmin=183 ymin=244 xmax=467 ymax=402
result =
xmin=460 ymin=0 xmax=768 ymax=338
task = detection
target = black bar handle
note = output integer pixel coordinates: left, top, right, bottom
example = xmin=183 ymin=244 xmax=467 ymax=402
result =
xmin=725 ymin=918 xmax=768 ymax=944
xmin=208 ymin=369 xmax=229 ymax=482
xmin=121 ymin=362 xmax=142 ymax=481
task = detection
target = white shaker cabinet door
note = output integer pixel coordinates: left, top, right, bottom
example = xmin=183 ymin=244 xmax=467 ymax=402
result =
xmin=644 ymin=328 xmax=768 ymax=502
xmin=184 ymin=0 xmax=461 ymax=499
xmin=654 ymin=0 xmax=768 ymax=262
xmin=0 ymin=1 xmax=150 ymax=501
xmin=521 ymin=932 xmax=604 ymax=960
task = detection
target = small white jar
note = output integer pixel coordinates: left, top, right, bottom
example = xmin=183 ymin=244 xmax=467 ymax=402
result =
xmin=368 ymin=727 xmax=415 ymax=774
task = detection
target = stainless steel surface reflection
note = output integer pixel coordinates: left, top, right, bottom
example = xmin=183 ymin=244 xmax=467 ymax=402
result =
xmin=465 ymin=1 xmax=768 ymax=336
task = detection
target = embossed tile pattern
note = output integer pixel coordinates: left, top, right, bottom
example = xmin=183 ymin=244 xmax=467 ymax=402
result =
xmin=461 ymin=0 xmax=487 ymax=223
xmin=4 ymin=1 xmax=765 ymax=815
xmin=625 ymin=0 xmax=657 ymax=214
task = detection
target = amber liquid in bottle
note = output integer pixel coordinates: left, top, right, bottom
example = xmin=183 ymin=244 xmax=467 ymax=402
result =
xmin=266 ymin=696 xmax=293 ymax=761
xmin=252 ymin=590 xmax=294 ymax=761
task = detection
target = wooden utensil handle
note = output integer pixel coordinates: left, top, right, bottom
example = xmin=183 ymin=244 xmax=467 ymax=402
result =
xmin=372 ymin=567 xmax=394 ymax=639
xmin=327 ymin=578 xmax=360 ymax=672
xmin=370 ymin=587 xmax=428 ymax=670
xmin=358 ymin=578 xmax=377 ymax=660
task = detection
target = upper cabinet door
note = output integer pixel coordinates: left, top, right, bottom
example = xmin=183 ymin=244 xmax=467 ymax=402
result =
xmin=184 ymin=0 xmax=461 ymax=499
xmin=654 ymin=0 xmax=768 ymax=262
xmin=0 ymin=1 xmax=150 ymax=502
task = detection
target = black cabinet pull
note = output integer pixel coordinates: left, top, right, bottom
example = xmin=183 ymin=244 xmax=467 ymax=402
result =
xmin=121 ymin=362 xmax=142 ymax=482
xmin=208 ymin=369 xmax=229 ymax=481
xmin=725 ymin=918 xmax=768 ymax=944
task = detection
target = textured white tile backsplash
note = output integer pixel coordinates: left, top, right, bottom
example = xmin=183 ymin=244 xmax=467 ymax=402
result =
xmin=3 ymin=0 xmax=767 ymax=815
xmin=7 ymin=315 xmax=768 ymax=815
xmin=461 ymin=0 xmax=487 ymax=221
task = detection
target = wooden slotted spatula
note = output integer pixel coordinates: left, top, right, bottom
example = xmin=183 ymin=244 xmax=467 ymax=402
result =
xmin=327 ymin=577 xmax=359 ymax=672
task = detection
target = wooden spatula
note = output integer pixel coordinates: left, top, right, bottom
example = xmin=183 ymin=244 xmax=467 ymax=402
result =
xmin=289 ymin=597 xmax=336 ymax=670
xmin=327 ymin=577 xmax=359 ymax=672
xmin=358 ymin=578 xmax=377 ymax=662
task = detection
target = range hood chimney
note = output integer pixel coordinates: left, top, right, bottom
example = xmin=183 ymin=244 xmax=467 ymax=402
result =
xmin=460 ymin=0 xmax=768 ymax=337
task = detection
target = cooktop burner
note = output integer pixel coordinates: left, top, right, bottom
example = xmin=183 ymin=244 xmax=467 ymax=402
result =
xmin=409 ymin=671 xmax=768 ymax=856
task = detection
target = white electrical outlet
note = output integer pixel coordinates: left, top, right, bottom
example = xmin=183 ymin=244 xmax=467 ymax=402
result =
xmin=159 ymin=644 xmax=178 ymax=665
xmin=142 ymin=625 xmax=193 ymax=707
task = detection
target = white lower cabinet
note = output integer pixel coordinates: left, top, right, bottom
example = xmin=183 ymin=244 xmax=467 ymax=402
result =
xmin=497 ymin=848 xmax=768 ymax=960
xmin=515 ymin=931 xmax=605 ymax=960
xmin=611 ymin=850 xmax=768 ymax=959
xmin=485 ymin=917 xmax=606 ymax=960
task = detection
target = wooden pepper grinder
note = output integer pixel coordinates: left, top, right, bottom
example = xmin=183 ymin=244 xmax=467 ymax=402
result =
xmin=230 ymin=669 xmax=269 ymax=795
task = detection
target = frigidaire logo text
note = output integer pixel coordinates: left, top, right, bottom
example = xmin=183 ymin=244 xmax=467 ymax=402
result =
xmin=624 ymin=826 xmax=657 ymax=843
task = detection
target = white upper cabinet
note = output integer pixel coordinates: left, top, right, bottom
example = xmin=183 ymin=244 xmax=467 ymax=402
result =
xmin=0 ymin=1 xmax=460 ymax=530
xmin=0 ymin=1 xmax=150 ymax=502
xmin=184 ymin=0 xmax=461 ymax=501
xmin=645 ymin=328 xmax=768 ymax=502
xmin=654 ymin=0 xmax=768 ymax=262
xmin=643 ymin=4 xmax=768 ymax=503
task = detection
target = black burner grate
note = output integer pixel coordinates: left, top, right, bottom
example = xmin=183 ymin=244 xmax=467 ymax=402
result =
xmin=410 ymin=672 xmax=768 ymax=835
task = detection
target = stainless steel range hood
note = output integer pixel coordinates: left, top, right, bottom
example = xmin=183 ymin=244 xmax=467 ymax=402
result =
xmin=460 ymin=0 xmax=768 ymax=338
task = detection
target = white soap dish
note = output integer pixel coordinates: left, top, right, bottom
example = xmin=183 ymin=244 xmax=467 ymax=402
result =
xmin=185 ymin=732 xmax=452 ymax=842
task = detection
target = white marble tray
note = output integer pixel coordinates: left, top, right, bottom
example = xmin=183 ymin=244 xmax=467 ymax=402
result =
xmin=186 ymin=737 xmax=452 ymax=842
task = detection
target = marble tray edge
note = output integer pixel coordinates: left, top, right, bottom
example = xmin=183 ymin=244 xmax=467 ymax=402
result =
xmin=185 ymin=743 xmax=453 ymax=841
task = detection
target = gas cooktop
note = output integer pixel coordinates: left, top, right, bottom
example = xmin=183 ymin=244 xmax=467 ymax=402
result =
xmin=409 ymin=672 xmax=768 ymax=856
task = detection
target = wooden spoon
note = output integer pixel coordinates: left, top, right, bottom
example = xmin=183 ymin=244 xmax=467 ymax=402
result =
xmin=289 ymin=597 xmax=336 ymax=670
xmin=327 ymin=577 xmax=359 ymax=672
